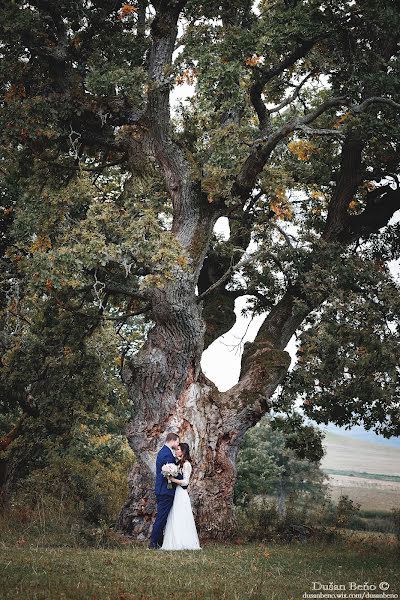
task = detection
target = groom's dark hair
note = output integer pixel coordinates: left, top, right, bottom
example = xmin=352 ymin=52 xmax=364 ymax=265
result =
xmin=165 ymin=432 xmax=179 ymax=442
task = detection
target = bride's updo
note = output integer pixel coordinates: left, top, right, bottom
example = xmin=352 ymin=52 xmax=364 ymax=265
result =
xmin=178 ymin=442 xmax=192 ymax=468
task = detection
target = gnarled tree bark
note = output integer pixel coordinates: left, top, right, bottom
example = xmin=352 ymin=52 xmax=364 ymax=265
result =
xmin=115 ymin=3 xmax=400 ymax=540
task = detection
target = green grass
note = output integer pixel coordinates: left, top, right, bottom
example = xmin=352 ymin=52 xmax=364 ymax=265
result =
xmin=323 ymin=469 xmax=400 ymax=482
xmin=359 ymin=509 xmax=396 ymax=519
xmin=1 ymin=535 xmax=399 ymax=600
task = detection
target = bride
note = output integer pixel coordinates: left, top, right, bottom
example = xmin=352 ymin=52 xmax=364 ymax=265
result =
xmin=161 ymin=442 xmax=201 ymax=551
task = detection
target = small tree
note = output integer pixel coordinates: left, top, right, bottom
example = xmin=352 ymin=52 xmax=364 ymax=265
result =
xmin=335 ymin=494 xmax=361 ymax=529
xmin=235 ymin=416 xmax=329 ymax=517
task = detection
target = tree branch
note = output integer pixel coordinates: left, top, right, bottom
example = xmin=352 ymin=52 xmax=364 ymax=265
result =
xmin=322 ymin=131 xmax=364 ymax=241
xmin=197 ymin=250 xmax=248 ymax=301
xmin=270 ymin=222 xmax=296 ymax=249
xmin=55 ymin=295 xmax=150 ymax=321
xmin=103 ymin=284 xmax=147 ymax=300
xmin=232 ymin=96 xmax=348 ymax=204
xmin=51 ymin=157 xmax=128 ymax=172
xmin=232 ymin=92 xmax=400 ymax=209
xmin=269 ymin=71 xmax=316 ymax=114
xmin=227 ymin=136 xmax=399 ymax=414
xmin=351 ymin=97 xmax=400 ymax=114
xmin=349 ymin=184 xmax=400 ymax=238
xmin=140 ymin=0 xmax=218 ymax=268
xmin=101 ymin=308 xmax=151 ymax=321
xmin=293 ymin=123 xmax=345 ymax=137
xmin=249 ymin=38 xmax=323 ymax=132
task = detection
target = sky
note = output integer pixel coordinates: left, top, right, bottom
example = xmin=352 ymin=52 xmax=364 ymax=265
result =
xmin=201 ymin=294 xmax=286 ymax=391
xmin=200 ymin=212 xmax=297 ymax=392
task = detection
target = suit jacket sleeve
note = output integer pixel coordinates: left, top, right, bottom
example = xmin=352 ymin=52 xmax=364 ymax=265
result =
xmin=155 ymin=446 xmax=178 ymax=495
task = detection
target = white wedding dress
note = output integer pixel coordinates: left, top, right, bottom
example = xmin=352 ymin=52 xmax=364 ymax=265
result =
xmin=161 ymin=461 xmax=201 ymax=551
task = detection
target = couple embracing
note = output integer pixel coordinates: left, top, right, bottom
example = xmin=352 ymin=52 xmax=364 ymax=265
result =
xmin=149 ymin=432 xmax=201 ymax=551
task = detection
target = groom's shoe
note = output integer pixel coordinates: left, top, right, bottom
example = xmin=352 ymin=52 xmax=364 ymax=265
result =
xmin=148 ymin=543 xmax=160 ymax=550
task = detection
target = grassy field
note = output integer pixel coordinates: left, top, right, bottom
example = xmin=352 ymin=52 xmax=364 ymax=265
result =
xmin=324 ymin=469 xmax=400 ymax=482
xmin=326 ymin=472 xmax=400 ymax=511
xmin=1 ymin=533 xmax=399 ymax=600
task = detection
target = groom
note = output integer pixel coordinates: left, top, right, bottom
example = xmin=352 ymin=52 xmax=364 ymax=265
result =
xmin=148 ymin=432 xmax=180 ymax=549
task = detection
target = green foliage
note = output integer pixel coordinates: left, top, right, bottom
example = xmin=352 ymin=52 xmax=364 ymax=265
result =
xmin=335 ymin=495 xmax=361 ymax=529
xmin=12 ymin=444 xmax=133 ymax=527
xmin=86 ymin=64 xmax=146 ymax=105
xmin=278 ymin=255 xmax=400 ymax=436
xmin=0 ymin=287 xmax=140 ymax=497
xmin=7 ymin=169 xmax=186 ymax=294
xmin=0 ymin=407 xmax=134 ymax=546
xmin=235 ymin=416 xmax=328 ymax=508
xmin=234 ymin=497 xmax=338 ymax=543
xmin=390 ymin=507 xmax=400 ymax=547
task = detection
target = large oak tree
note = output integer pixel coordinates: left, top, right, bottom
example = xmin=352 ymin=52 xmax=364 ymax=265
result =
xmin=1 ymin=0 xmax=399 ymax=538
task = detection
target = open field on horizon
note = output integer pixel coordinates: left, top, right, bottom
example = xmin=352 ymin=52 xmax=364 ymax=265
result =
xmin=321 ymin=432 xmax=400 ymax=511
xmin=321 ymin=431 xmax=400 ymax=476
xmin=326 ymin=473 xmax=400 ymax=511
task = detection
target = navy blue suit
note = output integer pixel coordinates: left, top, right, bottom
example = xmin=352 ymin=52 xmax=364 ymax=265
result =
xmin=150 ymin=444 xmax=179 ymax=547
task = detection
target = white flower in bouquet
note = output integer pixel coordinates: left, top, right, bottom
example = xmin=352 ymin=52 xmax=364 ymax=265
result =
xmin=162 ymin=463 xmax=179 ymax=489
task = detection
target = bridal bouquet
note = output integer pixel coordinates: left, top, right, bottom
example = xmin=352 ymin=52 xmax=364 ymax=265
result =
xmin=162 ymin=463 xmax=179 ymax=489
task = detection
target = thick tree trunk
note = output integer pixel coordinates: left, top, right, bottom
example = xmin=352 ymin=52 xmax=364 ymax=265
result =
xmin=116 ymin=278 xmax=291 ymax=538
xmin=114 ymin=125 xmax=375 ymax=540
xmin=115 ymin=0 xmax=400 ymax=543
xmin=277 ymin=476 xmax=286 ymax=518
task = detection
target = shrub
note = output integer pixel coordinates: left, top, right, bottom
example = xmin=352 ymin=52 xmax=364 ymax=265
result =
xmin=335 ymin=495 xmax=361 ymax=528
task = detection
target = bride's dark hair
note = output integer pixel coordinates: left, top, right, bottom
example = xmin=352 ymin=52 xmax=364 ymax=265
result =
xmin=178 ymin=442 xmax=192 ymax=468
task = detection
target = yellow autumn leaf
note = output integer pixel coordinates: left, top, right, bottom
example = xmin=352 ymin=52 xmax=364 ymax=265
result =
xmin=348 ymin=199 xmax=358 ymax=210
xmin=311 ymin=190 xmax=323 ymax=200
xmin=177 ymin=255 xmax=188 ymax=267
xmin=118 ymin=4 xmax=138 ymax=18
xmin=270 ymin=188 xmax=293 ymax=221
xmin=333 ymin=111 xmax=350 ymax=129
xmin=288 ymin=140 xmax=319 ymax=161
xmin=30 ymin=235 xmax=52 ymax=253
xmin=244 ymin=54 xmax=263 ymax=66
xmin=175 ymin=67 xmax=197 ymax=85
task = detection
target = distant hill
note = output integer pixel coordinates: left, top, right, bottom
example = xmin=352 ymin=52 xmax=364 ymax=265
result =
xmin=319 ymin=431 xmax=400 ymax=476
xmin=303 ymin=419 xmax=400 ymax=448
